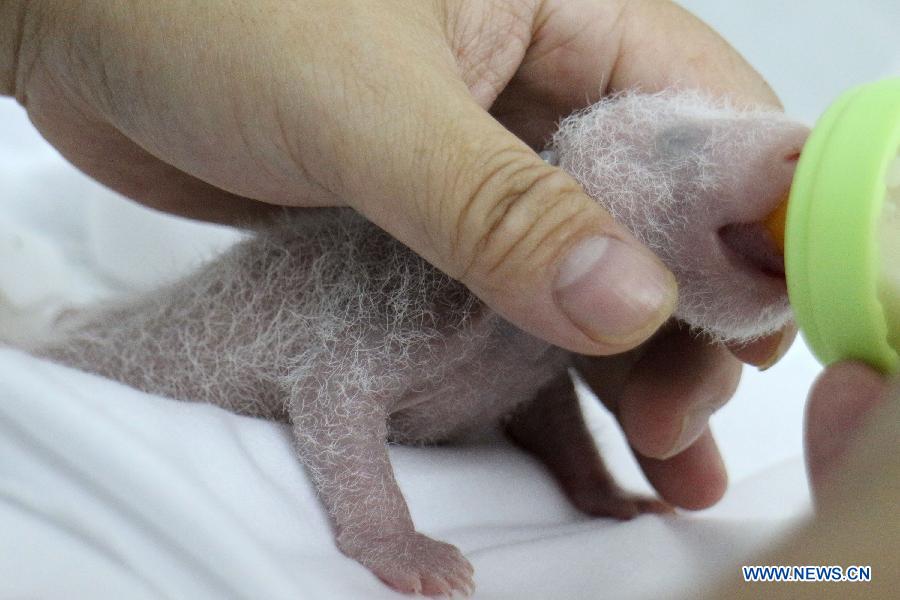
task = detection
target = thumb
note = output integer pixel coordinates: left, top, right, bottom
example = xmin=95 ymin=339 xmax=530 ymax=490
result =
xmin=338 ymin=75 xmax=676 ymax=355
xmin=805 ymin=361 xmax=889 ymax=502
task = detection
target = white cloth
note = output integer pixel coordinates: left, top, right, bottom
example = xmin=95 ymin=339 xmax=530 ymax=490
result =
xmin=1 ymin=1 xmax=896 ymax=598
xmin=0 ymin=346 xmax=813 ymax=600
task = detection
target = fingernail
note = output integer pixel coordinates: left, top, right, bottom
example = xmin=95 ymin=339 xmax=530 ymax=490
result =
xmin=554 ymin=236 xmax=676 ymax=344
xmin=666 ymin=406 xmax=715 ymax=459
xmin=757 ymin=325 xmax=796 ymax=371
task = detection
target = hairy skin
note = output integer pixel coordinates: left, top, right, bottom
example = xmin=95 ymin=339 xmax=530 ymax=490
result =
xmin=35 ymin=92 xmax=807 ymax=596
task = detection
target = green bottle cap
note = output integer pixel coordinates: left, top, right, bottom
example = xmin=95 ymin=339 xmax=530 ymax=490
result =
xmin=786 ymin=77 xmax=900 ymax=375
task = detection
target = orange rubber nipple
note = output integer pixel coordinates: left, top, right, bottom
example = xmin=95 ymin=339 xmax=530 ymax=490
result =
xmin=764 ymin=194 xmax=789 ymax=255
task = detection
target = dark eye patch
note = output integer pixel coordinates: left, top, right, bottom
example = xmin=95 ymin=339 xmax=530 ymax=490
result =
xmin=654 ymin=124 xmax=710 ymax=160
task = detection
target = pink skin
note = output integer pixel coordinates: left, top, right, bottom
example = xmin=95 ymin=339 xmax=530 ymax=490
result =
xmin=36 ymin=95 xmax=807 ymax=596
xmin=805 ymin=362 xmax=891 ymax=503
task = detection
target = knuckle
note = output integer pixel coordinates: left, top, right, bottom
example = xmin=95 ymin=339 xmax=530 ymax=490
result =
xmin=447 ymin=150 xmax=604 ymax=289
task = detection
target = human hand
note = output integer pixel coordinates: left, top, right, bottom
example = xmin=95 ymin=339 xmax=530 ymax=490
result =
xmin=708 ymin=363 xmax=899 ymax=599
xmin=804 ymin=361 xmax=893 ymax=506
xmin=2 ymin=0 xmax=795 ymax=509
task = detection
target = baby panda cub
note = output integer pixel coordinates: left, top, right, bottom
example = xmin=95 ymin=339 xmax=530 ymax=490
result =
xmin=36 ymin=91 xmax=808 ymax=596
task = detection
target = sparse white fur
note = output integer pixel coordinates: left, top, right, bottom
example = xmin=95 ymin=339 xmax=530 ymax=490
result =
xmin=551 ymin=90 xmax=801 ymax=341
xmin=28 ymin=91 xmax=808 ymax=596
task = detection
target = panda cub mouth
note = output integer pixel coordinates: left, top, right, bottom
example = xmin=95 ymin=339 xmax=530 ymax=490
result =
xmin=718 ymin=222 xmax=786 ymax=279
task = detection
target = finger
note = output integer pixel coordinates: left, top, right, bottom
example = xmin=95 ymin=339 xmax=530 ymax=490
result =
xmin=725 ymin=323 xmax=797 ymax=369
xmin=609 ymin=0 xmax=780 ymax=105
xmin=576 ymin=324 xmax=735 ymax=508
xmin=15 ymin=1 xmax=346 ymax=222
xmin=325 ymin=44 xmax=676 ymax=355
xmin=24 ymin=92 xmax=280 ymax=226
xmin=581 ymin=323 xmax=742 ymax=459
xmin=804 ymin=361 xmax=889 ymax=502
xmin=1 ymin=2 xmax=26 ymax=96
xmin=493 ymin=0 xmax=781 ymax=149
xmin=636 ymin=428 xmax=728 ymax=510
